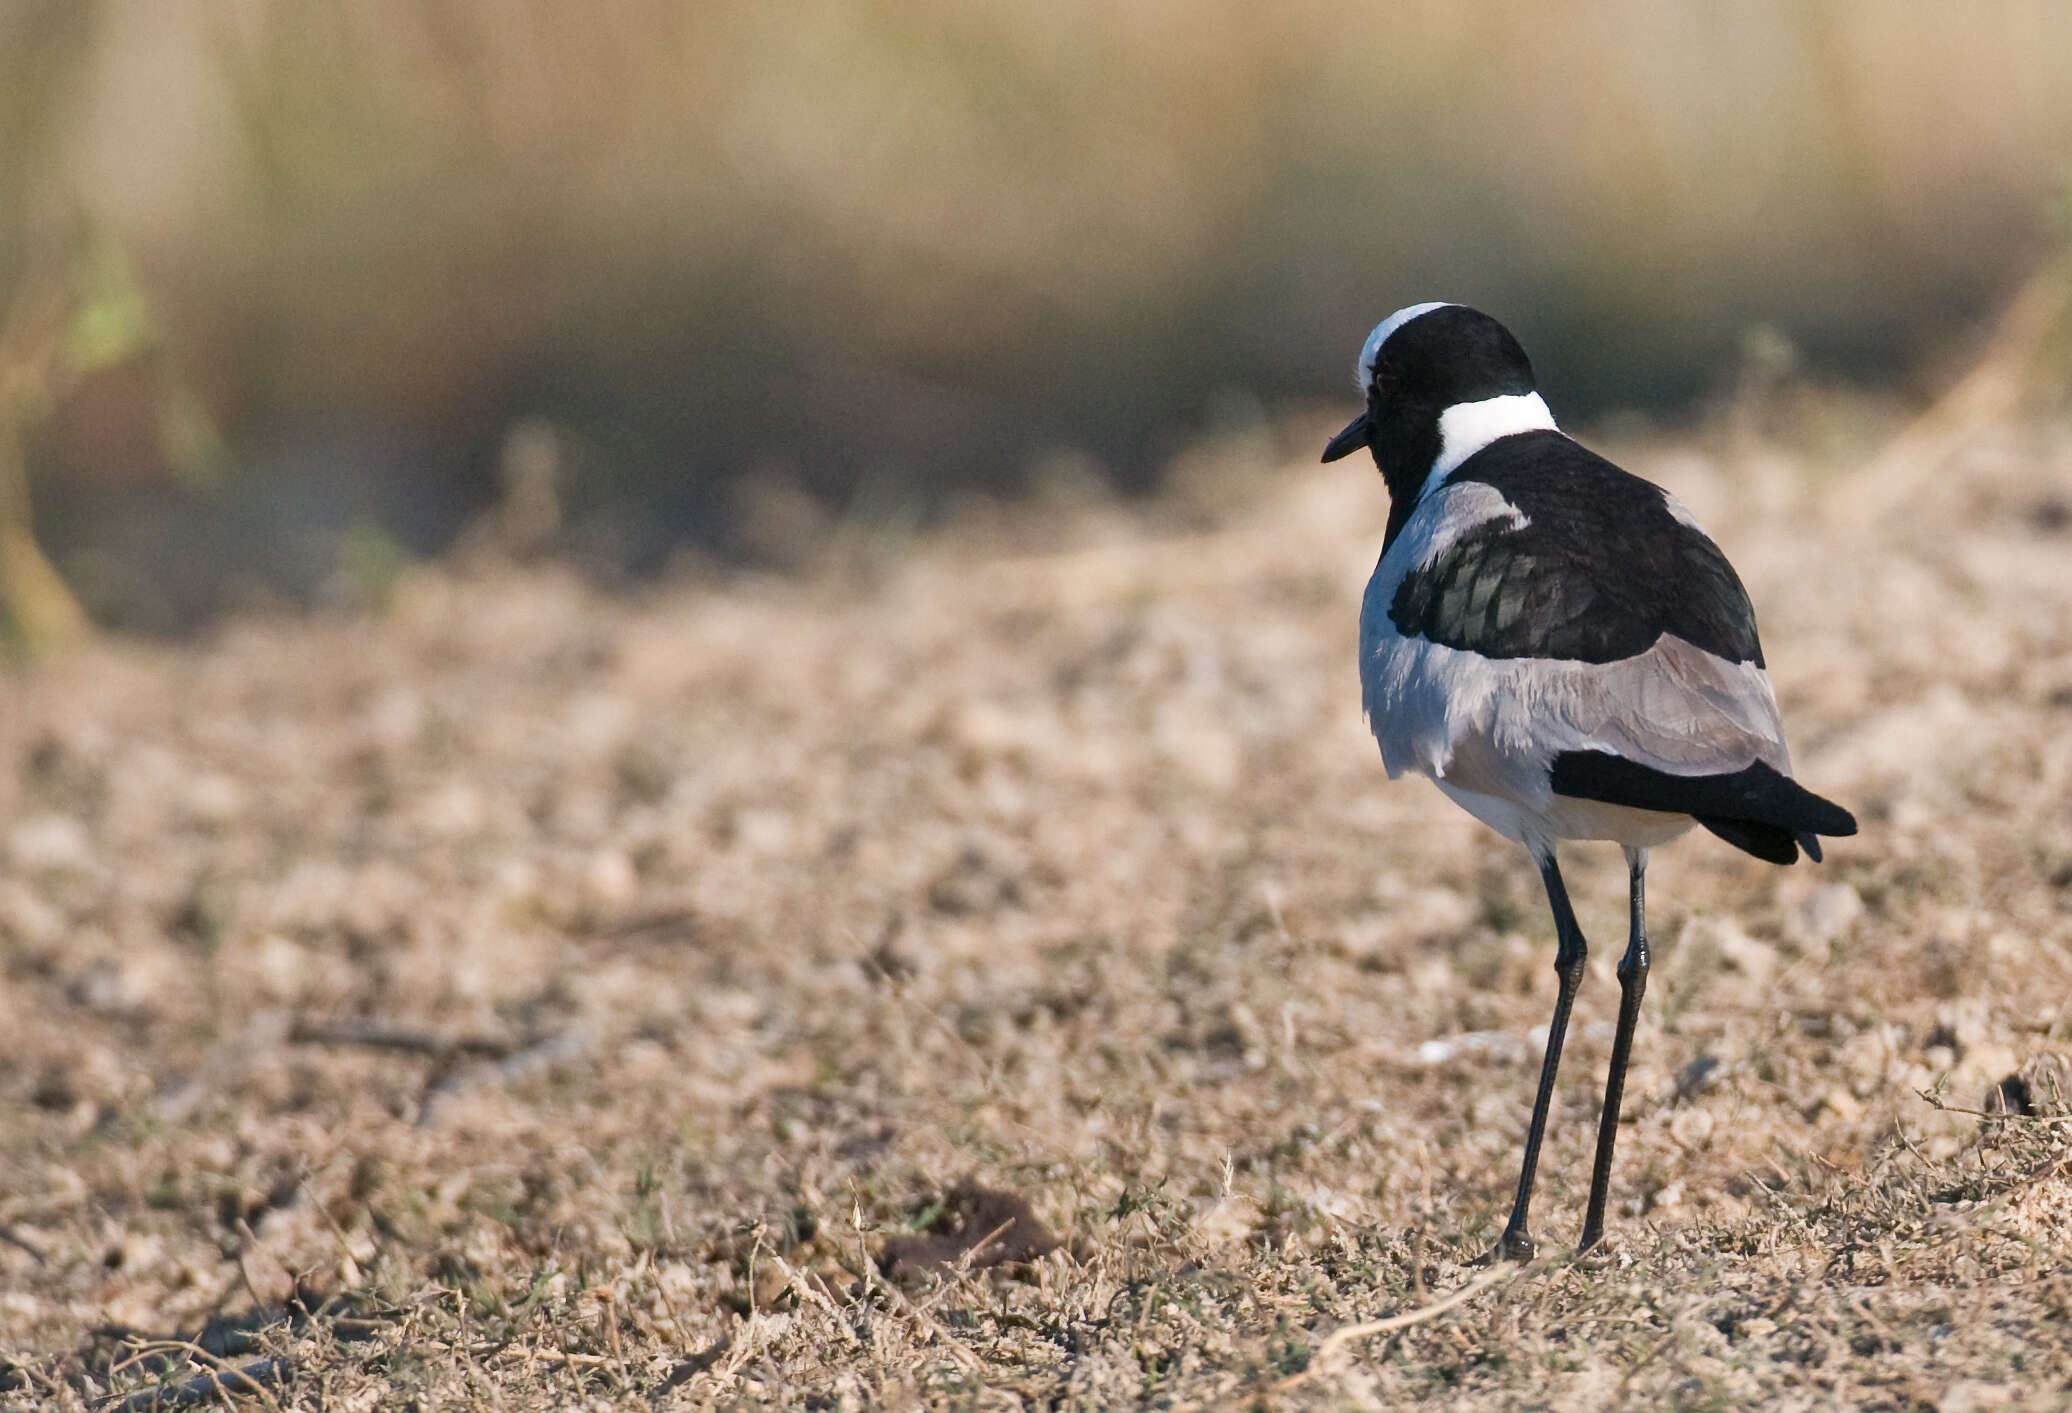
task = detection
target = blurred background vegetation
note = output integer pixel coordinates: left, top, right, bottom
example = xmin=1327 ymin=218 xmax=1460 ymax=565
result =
xmin=2 ymin=0 xmax=2070 ymax=640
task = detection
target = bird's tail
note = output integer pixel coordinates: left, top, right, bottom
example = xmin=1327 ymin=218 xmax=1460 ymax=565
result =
xmin=1548 ymin=751 xmax=1856 ymax=865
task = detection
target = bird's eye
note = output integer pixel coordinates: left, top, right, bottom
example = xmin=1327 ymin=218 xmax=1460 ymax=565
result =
xmin=1371 ymin=367 xmax=1398 ymax=398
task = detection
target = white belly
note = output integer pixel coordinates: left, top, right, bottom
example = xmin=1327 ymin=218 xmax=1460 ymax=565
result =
xmin=1434 ymin=780 xmax=1696 ymax=850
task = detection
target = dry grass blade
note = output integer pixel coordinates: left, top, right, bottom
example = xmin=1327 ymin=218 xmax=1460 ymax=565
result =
xmin=1825 ymin=258 xmax=2071 ymax=530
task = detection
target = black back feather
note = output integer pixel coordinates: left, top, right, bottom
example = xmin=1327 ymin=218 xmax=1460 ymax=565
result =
xmin=1391 ymin=433 xmax=1763 ymax=666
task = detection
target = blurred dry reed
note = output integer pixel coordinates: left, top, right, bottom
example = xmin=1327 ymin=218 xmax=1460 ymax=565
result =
xmin=0 ymin=0 xmax=2069 ymax=628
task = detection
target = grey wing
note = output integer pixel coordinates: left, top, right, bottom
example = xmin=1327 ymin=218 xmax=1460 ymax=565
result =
xmin=1532 ymin=632 xmax=1791 ymax=777
xmin=1360 ymin=479 xmax=1789 ymax=790
xmin=1427 ymin=632 xmax=1792 ymax=806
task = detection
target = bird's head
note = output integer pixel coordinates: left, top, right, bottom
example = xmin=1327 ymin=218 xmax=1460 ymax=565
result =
xmin=1322 ymin=303 xmax=1552 ymax=505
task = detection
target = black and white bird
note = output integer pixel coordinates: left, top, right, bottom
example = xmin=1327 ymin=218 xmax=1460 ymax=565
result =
xmin=1324 ymin=302 xmax=1856 ymax=1260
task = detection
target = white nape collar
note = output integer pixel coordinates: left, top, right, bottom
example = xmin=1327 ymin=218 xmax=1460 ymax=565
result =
xmin=1420 ymin=393 xmax=1558 ymax=497
xmin=1356 ymin=301 xmax=1454 ymax=390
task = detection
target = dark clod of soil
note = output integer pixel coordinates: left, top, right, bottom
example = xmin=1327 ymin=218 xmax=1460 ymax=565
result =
xmin=881 ymin=1183 xmax=1060 ymax=1274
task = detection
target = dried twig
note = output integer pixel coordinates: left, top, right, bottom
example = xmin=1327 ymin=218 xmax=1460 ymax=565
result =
xmin=0 ymin=1224 xmax=46 ymax=1265
xmin=416 ymin=1027 xmax=591 ymax=1126
xmin=97 ymin=1356 xmax=287 ymax=1412
xmin=1917 ymin=1089 xmax=2072 ymax=1125
xmin=651 ymin=1334 xmax=732 ymax=1402
xmin=952 ymin=1217 xmax=1019 ymax=1275
xmin=1316 ymin=1263 xmax=1519 ymax=1348
xmin=288 ymin=1018 xmax=515 ymax=1059
xmin=1281 ymin=1263 xmax=1521 ymax=1390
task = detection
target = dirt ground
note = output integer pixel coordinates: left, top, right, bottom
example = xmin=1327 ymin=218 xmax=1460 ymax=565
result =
xmin=2 ymin=396 xmax=2071 ymax=1410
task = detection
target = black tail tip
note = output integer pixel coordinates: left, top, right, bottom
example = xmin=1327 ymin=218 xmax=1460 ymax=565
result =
xmin=1698 ymin=810 xmax=1853 ymax=866
xmin=1548 ymin=750 xmax=1857 ymax=866
xmin=1803 ymin=799 xmax=1858 ymax=840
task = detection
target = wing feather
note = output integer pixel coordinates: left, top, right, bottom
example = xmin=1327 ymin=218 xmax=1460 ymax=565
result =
xmin=1388 ymin=431 xmax=1763 ymax=667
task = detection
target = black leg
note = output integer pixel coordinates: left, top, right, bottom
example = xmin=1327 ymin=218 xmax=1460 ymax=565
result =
xmin=1494 ymin=849 xmax=1588 ymax=1262
xmin=1581 ymin=846 xmax=1651 ymax=1252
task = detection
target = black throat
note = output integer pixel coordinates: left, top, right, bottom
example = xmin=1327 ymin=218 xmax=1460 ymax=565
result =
xmin=1378 ymin=476 xmax=1425 ymax=557
xmin=1372 ymin=418 xmax=1444 ymax=549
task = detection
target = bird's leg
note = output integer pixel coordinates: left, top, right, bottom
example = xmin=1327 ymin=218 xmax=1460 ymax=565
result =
xmin=1494 ymin=849 xmax=1588 ymax=1262
xmin=1581 ymin=846 xmax=1650 ymax=1252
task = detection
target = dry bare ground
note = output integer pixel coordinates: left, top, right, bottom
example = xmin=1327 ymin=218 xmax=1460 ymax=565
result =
xmin=2 ymin=394 xmax=2071 ymax=1409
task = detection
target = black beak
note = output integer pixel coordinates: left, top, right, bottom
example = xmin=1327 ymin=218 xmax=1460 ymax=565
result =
xmin=1321 ymin=411 xmax=1370 ymax=463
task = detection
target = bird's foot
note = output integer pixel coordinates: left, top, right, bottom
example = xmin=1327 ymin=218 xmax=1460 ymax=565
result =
xmin=1479 ymin=1228 xmax=1537 ymax=1265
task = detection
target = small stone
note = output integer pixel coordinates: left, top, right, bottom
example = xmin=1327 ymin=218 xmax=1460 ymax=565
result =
xmin=1669 ymin=1107 xmax=1716 ymax=1149
xmin=1939 ymin=1379 xmax=2014 ymax=1412
xmin=584 ymin=848 xmax=638 ymax=908
xmin=751 ymin=1263 xmax=792 ymax=1309
xmin=1818 ymin=1088 xmax=1863 ymax=1121
xmin=1684 ymin=915 xmax=1776 ymax=984
xmin=1795 ymin=883 xmax=1863 ymax=945
xmin=9 ymin=815 xmax=91 ymax=873
xmin=1193 ymin=1194 xmax=1262 ymax=1243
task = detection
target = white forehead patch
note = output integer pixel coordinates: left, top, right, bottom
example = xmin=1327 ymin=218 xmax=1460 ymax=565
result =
xmin=1355 ymin=301 xmax=1455 ymax=390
